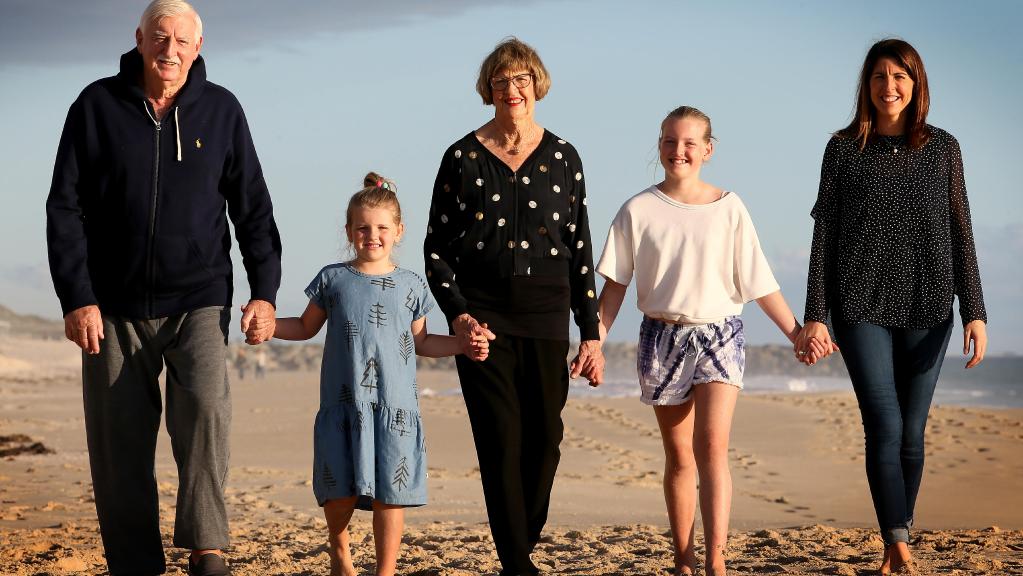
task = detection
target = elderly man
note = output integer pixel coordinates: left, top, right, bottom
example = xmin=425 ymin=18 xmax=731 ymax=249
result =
xmin=45 ymin=1 xmax=280 ymax=574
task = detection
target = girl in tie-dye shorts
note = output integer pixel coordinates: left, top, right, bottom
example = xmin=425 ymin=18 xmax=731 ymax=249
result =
xmin=590 ymin=107 xmax=820 ymax=576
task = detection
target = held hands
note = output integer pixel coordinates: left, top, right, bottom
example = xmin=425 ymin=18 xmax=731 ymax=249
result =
xmin=453 ymin=313 xmax=496 ymax=361
xmin=64 ymin=305 xmax=104 ymax=354
xmin=240 ymin=299 xmax=276 ymax=345
xmin=793 ymin=321 xmax=839 ymax=366
xmin=964 ymin=319 xmax=987 ymax=369
xmin=570 ymin=340 xmax=605 ymax=387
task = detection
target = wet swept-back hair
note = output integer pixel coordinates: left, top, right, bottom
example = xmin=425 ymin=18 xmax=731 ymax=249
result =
xmin=661 ymin=105 xmax=715 ymax=142
xmin=346 ymin=172 xmax=402 ymax=227
xmin=839 ymin=38 xmax=931 ymax=150
xmin=476 ymin=37 xmax=552 ymax=105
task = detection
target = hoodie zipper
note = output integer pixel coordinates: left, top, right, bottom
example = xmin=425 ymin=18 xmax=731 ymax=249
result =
xmin=143 ymin=101 xmax=161 ymax=318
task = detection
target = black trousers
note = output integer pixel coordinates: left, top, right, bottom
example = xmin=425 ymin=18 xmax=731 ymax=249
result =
xmin=455 ymin=335 xmax=570 ymax=576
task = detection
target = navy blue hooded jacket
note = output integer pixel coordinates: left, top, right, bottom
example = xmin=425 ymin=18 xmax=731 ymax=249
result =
xmin=46 ymin=48 xmax=282 ymax=319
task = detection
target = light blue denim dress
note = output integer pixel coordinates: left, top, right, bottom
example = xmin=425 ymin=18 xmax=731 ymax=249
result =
xmin=305 ymin=263 xmax=435 ymax=509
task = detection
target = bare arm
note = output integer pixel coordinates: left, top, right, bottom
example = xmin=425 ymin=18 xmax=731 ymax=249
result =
xmin=596 ymin=279 xmax=628 ymax=343
xmin=755 ymin=290 xmax=801 ymax=344
xmin=413 ymin=316 xmax=489 ymax=359
xmin=273 ymin=300 xmax=327 ymax=341
xmin=570 ymin=279 xmax=626 ymax=386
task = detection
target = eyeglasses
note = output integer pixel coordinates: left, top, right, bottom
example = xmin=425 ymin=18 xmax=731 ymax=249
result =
xmin=490 ymin=73 xmax=533 ymax=91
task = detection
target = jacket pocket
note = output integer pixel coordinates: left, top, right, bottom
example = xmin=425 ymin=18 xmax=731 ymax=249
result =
xmin=153 ymin=234 xmax=215 ymax=294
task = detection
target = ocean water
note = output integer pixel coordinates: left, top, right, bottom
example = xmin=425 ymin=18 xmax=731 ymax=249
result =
xmin=565 ymin=373 xmax=1021 ymax=409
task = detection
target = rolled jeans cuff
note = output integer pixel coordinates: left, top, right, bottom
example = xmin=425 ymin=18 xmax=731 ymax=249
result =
xmin=883 ymin=525 xmax=910 ymax=545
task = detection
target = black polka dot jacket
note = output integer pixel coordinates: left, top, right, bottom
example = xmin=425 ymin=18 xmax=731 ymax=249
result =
xmin=804 ymin=126 xmax=987 ymax=328
xmin=424 ymin=130 xmax=600 ymax=341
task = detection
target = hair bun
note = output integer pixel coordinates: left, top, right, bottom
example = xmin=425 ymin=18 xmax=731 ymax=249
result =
xmin=363 ymin=171 xmax=397 ymax=193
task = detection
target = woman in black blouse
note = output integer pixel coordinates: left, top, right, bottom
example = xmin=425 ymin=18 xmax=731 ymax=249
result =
xmin=424 ymin=37 xmax=603 ymax=576
xmin=795 ymin=38 xmax=987 ymax=575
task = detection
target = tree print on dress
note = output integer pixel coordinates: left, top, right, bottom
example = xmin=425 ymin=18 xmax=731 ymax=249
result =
xmin=322 ymin=461 xmax=337 ymax=490
xmin=354 ymin=409 xmax=365 ymax=433
xmin=370 ymin=276 xmax=397 ymax=291
xmin=404 ymin=287 xmax=419 ymax=314
xmin=360 ymin=359 xmax=378 ymax=391
xmin=390 ymin=408 xmax=411 ymax=437
xmin=326 ymin=290 xmax=340 ymax=313
xmin=369 ymin=303 xmax=388 ymax=327
xmin=399 ymin=331 xmax=414 ymax=365
xmin=344 ymin=320 xmax=359 ymax=347
xmin=392 ymin=456 xmax=410 ymax=491
xmin=338 ymin=382 xmax=354 ymax=405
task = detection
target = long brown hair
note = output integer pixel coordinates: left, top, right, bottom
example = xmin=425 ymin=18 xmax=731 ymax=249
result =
xmin=839 ymin=38 xmax=930 ymax=150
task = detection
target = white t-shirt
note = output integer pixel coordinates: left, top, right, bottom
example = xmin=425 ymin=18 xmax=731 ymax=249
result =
xmin=596 ymin=186 xmax=779 ymax=325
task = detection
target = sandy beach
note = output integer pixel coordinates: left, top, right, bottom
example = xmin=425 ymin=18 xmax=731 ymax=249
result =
xmin=2 ymin=335 xmax=1022 ymax=575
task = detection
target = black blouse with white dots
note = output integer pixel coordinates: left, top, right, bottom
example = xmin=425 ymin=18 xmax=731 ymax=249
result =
xmin=424 ymin=130 xmax=600 ymax=341
xmin=804 ymin=125 xmax=987 ymax=329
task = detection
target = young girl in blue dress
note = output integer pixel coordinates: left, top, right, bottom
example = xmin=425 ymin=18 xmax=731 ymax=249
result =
xmin=274 ymin=172 xmax=489 ymax=576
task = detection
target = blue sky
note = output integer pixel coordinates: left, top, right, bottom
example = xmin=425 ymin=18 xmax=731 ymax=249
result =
xmin=1 ymin=1 xmax=1020 ymax=354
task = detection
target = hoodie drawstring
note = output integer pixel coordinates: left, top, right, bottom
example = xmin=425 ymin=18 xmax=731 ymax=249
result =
xmin=174 ymin=107 xmax=182 ymax=162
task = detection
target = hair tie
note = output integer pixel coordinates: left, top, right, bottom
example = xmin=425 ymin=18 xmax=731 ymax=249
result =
xmin=376 ymin=180 xmax=383 ymax=188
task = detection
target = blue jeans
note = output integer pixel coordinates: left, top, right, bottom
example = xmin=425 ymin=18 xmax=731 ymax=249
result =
xmin=834 ymin=316 xmax=953 ymax=545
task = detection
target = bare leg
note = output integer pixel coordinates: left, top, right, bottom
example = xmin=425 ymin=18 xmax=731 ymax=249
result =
xmin=692 ymin=382 xmax=740 ymax=576
xmin=324 ymin=497 xmax=359 ymax=576
xmin=653 ymin=402 xmax=698 ymax=575
xmin=372 ymin=501 xmax=404 ymax=576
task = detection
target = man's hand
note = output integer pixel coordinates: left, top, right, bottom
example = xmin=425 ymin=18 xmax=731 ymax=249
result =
xmin=240 ymin=299 xmax=276 ymax=345
xmin=570 ymin=340 xmax=605 ymax=387
xmin=64 ymin=305 xmax=103 ymax=354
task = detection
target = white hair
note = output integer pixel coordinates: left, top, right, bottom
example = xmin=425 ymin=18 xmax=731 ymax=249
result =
xmin=139 ymin=0 xmax=203 ymax=38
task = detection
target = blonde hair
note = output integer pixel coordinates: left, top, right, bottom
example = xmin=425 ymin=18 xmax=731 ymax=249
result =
xmin=661 ymin=106 xmax=715 ymax=142
xmin=475 ymin=37 xmax=551 ymax=105
xmin=346 ymin=172 xmax=401 ymax=227
xmin=140 ymin=0 xmax=203 ymax=37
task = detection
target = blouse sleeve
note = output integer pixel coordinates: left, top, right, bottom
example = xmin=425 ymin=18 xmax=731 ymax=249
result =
xmin=804 ymin=137 xmax=842 ymax=324
xmin=734 ymin=199 xmax=780 ymax=302
xmin=946 ymin=136 xmax=987 ymax=323
xmin=595 ymin=203 xmax=634 ymax=287
xmin=303 ymin=267 xmax=327 ymax=310
xmin=424 ymin=144 xmax=471 ymax=321
xmin=412 ymin=273 xmax=437 ymax=321
xmin=563 ymin=146 xmax=600 ymax=341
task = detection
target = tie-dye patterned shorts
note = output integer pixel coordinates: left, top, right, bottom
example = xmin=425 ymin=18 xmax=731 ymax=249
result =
xmin=637 ymin=315 xmax=745 ymax=405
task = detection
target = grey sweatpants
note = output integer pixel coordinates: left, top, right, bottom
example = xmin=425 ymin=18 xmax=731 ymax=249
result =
xmin=83 ymin=306 xmax=231 ymax=575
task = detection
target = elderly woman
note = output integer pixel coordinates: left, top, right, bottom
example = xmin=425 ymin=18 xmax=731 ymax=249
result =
xmin=424 ymin=37 xmax=602 ymax=576
xmin=795 ymin=38 xmax=987 ymax=575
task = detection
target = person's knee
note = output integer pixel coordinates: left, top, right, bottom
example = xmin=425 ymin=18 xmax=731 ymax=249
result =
xmin=664 ymin=444 xmax=696 ymax=475
xmin=693 ymin=434 xmax=730 ymax=469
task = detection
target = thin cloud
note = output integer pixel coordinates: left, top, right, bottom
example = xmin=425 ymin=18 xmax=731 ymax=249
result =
xmin=0 ymin=0 xmax=544 ymax=68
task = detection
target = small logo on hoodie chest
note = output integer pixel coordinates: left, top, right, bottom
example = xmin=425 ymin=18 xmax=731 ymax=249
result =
xmin=195 ymin=139 xmax=202 ymax=149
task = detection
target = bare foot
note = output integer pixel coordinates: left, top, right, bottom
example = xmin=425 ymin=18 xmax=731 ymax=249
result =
xmin=879 ymin=542 xmax=913 ymax=575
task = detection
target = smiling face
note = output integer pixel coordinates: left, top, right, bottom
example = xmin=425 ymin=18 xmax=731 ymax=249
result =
xmin=869 ymin=56 xmax=915 ymax=126
xmin=491 ymin=69 xmax=536 ymax=122
xmin=135 ymin=13 xmax=202 ymax=93
xmin=659 ymin=117 xmax=713 ymax=180
xmin=345 ymin=204 xmax=403 ymax=272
